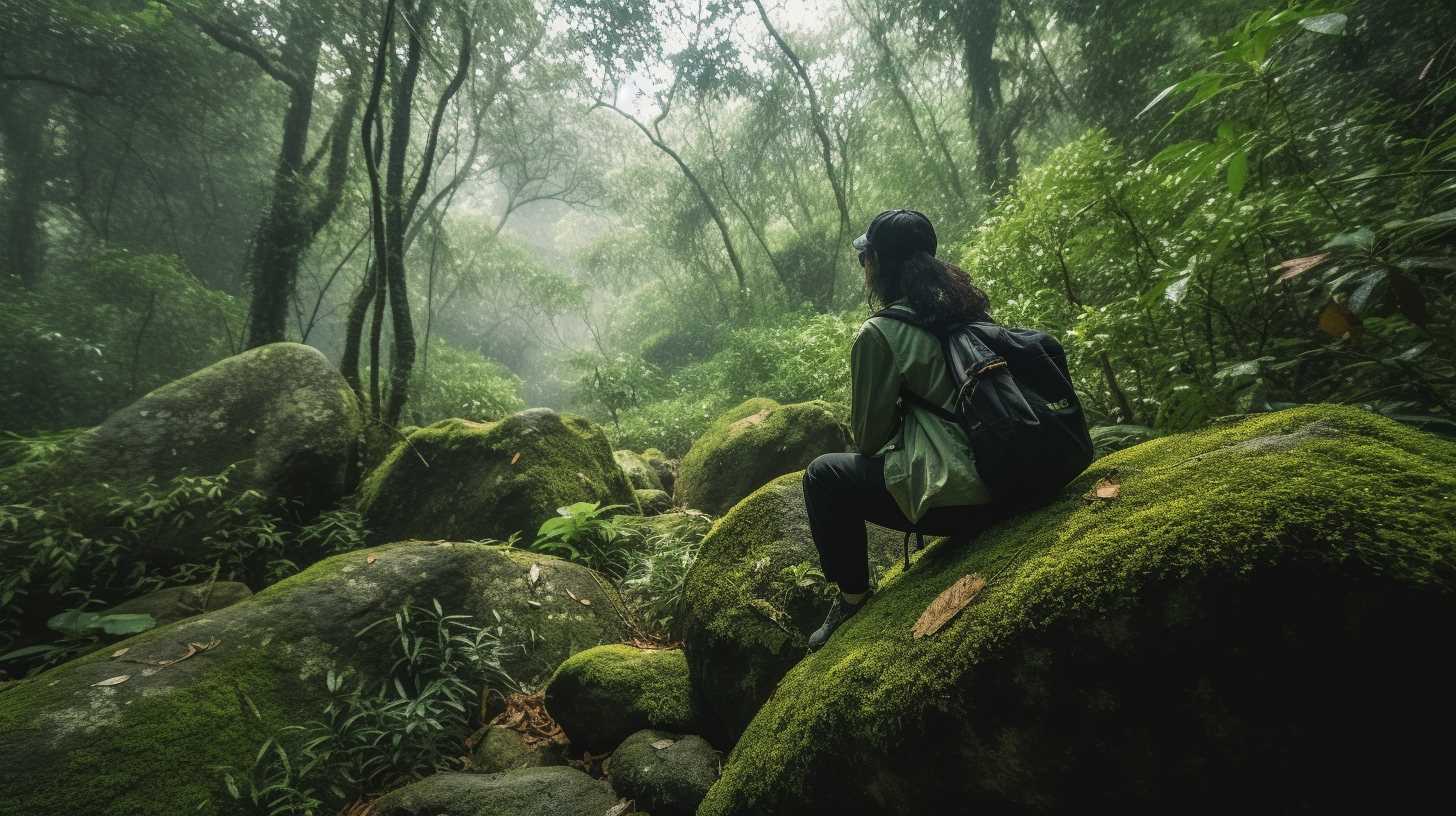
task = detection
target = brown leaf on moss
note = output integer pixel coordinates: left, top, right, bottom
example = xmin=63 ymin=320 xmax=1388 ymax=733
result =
xmin=92 ymin=675 xmax=130 ymax=687
xmin=511 ymin=452 xmax=521 ymax=465
xmin=1082 ymin=473 xmax=1122 ymax=502
xmin=912 ymin=574 xmax=986 ymax=639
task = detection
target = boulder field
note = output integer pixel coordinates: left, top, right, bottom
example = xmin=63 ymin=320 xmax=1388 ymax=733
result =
xmin=697 ymin=405 xmax=1456 ymax=813
xmin=0 ymin=542 xmax=627 ymax=816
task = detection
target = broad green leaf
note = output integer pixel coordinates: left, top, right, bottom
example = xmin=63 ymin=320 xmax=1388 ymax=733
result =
xmin=1227 ymin=150 xmax=1248 ymax=197
xmin=0 ymin=644 xmax=61 ymax=661
xmin=1322 ymin=227 xmax=1375 ymax=251
xmin=1349 ymin=271 xmax=1387 ymax=313
xmin=1298 ymin=13 xmax=1347 ymax=36
xmin=96 ymin=613 xmax=157 ymax=635
xmin=48 ymin=609 xmax=101 ymax=637
xmin=1393 ymin=342 xmax=1434 ymax=363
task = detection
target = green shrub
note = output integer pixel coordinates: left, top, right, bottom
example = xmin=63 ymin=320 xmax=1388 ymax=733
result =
xmin=409 ymin=338 xmax=526 ymax=425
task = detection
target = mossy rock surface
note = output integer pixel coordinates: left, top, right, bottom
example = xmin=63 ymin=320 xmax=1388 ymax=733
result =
xmin=616 ymin=449 xmax=664 ymax=491
xmin=680 ymin=473 xmax=903 ymax=747
xmin=471 ymin=726 xmax=567 ymax=774
xmin=699 ymin=405 xmax=1456 ymax=814
xmin=103 ymin=580 xmax=253 ymax=627
xmin=641 ymin=447 xmax=678 ymax=495
xmin=608 ymin=730 xmax=721 ymax=816
xmin=359 ymin=409 xmax=637 ymax=545
xmin=370 ymin=767 xmax=619 ymax=816
xmin=674 ymin=399 xmax=848 ymax=515
xmin=635 ymin=488 xmax=673 ymax=516
xmin=0 ymin=541 xmax=627 ymax=816
xmin=544 ymin=644 xmax=697 ymax=754
xmin=6 ymin=343 xmax=359 ymax=550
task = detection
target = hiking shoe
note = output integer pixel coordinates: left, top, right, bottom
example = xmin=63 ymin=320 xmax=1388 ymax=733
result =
xmin=807 ymin=589 xmax=872 ymax=651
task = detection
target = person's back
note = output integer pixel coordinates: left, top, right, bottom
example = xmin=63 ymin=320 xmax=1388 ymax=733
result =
xmin=804 ymin=208 xmax=1001 ymax=650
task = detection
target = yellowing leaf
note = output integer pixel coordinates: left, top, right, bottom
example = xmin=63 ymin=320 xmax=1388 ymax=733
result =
xmin=1318 ymin=300 xmax=1362 ymax=339
xmin=511 ymin=452 xmax=521 ymax=465
xmin=912 ymin=574 xmax=986 ymax=639
xmin=366 ymin=554 xmax=377 ymax=565
xmin=92 ymin=675 xmax=130 ymax=687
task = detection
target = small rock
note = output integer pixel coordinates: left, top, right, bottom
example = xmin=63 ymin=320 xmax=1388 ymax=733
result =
xmin=371 ymin=767 xmax=618 ymax=816
xmin=609 ymin=729 xmax=721 ymax=816
xmin=472 ymin=725 xmax=566 ymax=774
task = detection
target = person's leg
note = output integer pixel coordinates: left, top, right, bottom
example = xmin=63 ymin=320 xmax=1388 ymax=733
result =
xmin=803 ymin=452 xmax=904 ymax=596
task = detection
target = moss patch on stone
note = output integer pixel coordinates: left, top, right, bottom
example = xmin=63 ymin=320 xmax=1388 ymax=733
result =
xmin=544 ymin=644 xmax=698 ymax=753
xmin=0 ymin=542 xmax=628 ymax=816
xmin=371 ymin=767 xmax=618 ymax=816
xmin=616 ymin=449 xmax=664 ymax=491
xmin=359 ymin=409 xmax=637 ymax=545
xmin=674 ymin=399 xmax=849 ymax=515
xmin=608 ymin=730 xmax=721 ymax=816
xmin=699 ymin=405 xmax=1456 ymax=814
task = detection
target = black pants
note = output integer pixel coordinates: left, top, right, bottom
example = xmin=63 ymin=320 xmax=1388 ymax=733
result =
xmin=803 ymin=452 xmax=999 ymax=593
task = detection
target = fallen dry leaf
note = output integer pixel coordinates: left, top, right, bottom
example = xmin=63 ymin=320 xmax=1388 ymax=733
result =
xmin=156 ymin=639 xmax=221 ymax=668
xmin=605 ymin=802 xmax=633 ymax=816
xmin=111 ymin=647 xmax=129 ymax=658
xmin=1082 ymin=473 xmax=1121 ymax=502
xmin=366 ymin=554 xmax=377 ymax=565
xmin=528 ymin=563 xmax=541 ymax=587
xmin=526 ymin=600 xmax=542 ymax=608
xmin=912 ymin=574 xmax=987 ymax=639
xmin=92 ymin=675 xmax=130 ymax=687
xmin=1276 ymin=252 xmax=1332 ymax=283
xmin=511 ymin=452 xmax=521 ymax=465
xmin=651 ymin=738 xmax=676 ymax=750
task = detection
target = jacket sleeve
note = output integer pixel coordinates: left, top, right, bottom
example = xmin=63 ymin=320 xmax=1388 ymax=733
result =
xmin=850 ymin=321 xmax=901 ymax=455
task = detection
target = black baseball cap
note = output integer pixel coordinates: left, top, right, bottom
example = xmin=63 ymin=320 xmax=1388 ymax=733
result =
xmin=852 ymin=209 xmax=937 ymax=260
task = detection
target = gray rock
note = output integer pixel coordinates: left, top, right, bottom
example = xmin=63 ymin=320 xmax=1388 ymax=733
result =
xmin=608 ymin=730 xmax=721 ymax=816
xmin=359 ymin=409 xmax=637 ymax=545
xmin=371 ymin=767 xmax=620 ymax=816
xmin=634 ymin=488 xmax=673 ymax=516
xmin=0 ymin=542 xmax=628 ymax=816
xmin=103 ymin=581 xmax=252 ymax=628
xmin=472 ymin=725 xmax=566 ymax=774
xmin=615 ymin=449 xmax=663 ymax=491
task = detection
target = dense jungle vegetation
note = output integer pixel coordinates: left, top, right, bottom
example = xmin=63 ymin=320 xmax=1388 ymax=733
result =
xmin=1 ymin=1 xmax=1454 ymax=814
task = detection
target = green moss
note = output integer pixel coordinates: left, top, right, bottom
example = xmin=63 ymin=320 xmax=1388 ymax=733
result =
xmin=544 ymin=644 xmax=697 ymax=753
xmin=675 ymin=399 xmax=849 ymax=515
xmin=616 ymin=449 xmax=664 ymax=491
xmin=358 ymin=409 xmax=638 ymax=545
xmin=699 ymin=405 xmax=1456 ymax=813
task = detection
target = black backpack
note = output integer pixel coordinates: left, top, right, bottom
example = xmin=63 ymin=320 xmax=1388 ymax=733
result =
xmin=873 ymin=307 xmax=1094 ymax=510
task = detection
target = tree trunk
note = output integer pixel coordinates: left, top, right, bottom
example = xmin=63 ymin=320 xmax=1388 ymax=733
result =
xmin=0 ymin=88 xmax=53 ymax=289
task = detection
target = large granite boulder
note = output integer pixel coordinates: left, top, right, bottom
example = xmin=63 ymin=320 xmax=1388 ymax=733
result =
xmin=544 ymin=644 xmax=698 ymax=754
xmin=371 ymin=767 xmax=619 ymax=816
xmin=674 ymin=398 xmax=849 ymax=515
xmin=615 ymin=449 xmax=663 ymax=491
xmin=681 ymin=473 xmax=904 ymax=747
xmin=608 ymin=730 xmax=721 ymax=816
xmin=699 ymin=405 xmax=1456 ymax=814
xmin=359 ymin=409 xmax=637 ymax=545
xmin=641 ymin=448 xmax=678 ymax=496
xmin=4 ymin=342 xmax=359 ymax=545
xmin=0 ymin=542 xmax=628 ymax=816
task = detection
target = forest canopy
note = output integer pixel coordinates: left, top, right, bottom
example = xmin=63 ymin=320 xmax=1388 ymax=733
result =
xmin=2 ymin=0 xmax=1453 ymax=445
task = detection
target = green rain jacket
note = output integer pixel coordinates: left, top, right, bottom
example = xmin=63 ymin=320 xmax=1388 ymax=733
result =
xmin=850 ymin=302 xmax=993 ymax=522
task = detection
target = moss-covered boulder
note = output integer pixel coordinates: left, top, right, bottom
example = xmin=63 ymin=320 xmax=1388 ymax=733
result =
xmin=359 ymin=409 xmax=637 ymax=545
xmin=544 ymin=644 xmax=697 ymax=754
xmin=641 ymin=448 xmax=678 ymax=496
xmin=615 ymin=449 xmax=664 ymax=491
xmin=674 ymin=399 xmax=849 ymax=515
xmin=29 ymin=343 xmax=357 ymax=511
xmin=102 ymin=581 xmax=253 ymax=627
xmin=635 ymin=488 xmax=673 ymax=516
xmin=471 ymin=725 xmax=567 ymax=774
xmin=0 ymin=541 xmax=629 ymax=816
xmin=371 ymin=767 xmax=619 ymax=816
xmin=699 ymin=406 xmax=1456 ymax=814
xmin=681 ymin=473 xmax=904 ymax=747
xmin=608 ymin=730 xmax=721 ymax=816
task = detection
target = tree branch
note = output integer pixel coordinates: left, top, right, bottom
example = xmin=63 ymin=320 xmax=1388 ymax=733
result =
xmin=156 ymin=0 xmax=305 ymax=90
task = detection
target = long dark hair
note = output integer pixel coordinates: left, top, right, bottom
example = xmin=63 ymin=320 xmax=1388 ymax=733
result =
xmin=866 ymin=249 xmax=993 ymax=329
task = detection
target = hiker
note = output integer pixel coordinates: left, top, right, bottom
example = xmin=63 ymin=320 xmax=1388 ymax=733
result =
xmin=805 ymin=209 xmax=1092 ymax=649
xmin=803 ymin=209 xmax=1001 ymax=650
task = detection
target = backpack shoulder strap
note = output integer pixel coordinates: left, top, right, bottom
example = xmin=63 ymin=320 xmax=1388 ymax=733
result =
xmin=868 ymin=307 xmax=959 ymax=423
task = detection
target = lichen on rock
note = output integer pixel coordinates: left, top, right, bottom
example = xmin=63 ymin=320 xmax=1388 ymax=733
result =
xmin=358 ymin=408 xmax=637 ymax=545
xmin=674 ymin=398 xmax=849 ymax=515
xmin=699 ymin=405 xmax=1456 ymax=814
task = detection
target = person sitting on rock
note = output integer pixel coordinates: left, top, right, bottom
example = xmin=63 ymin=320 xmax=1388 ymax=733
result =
xmin=805 ymin=208 xmax=999 ymax=650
